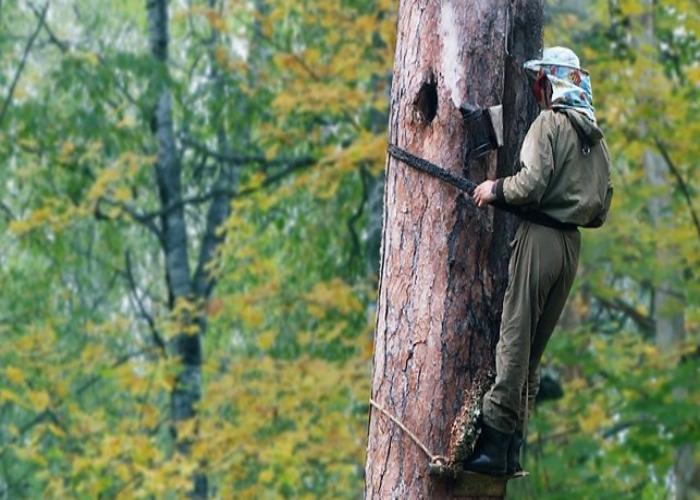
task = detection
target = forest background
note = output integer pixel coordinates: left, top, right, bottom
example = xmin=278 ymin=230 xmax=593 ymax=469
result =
xmin=0 ymin=0 xmax=698 ymax=498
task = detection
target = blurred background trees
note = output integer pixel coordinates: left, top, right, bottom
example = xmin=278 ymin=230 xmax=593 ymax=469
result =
xmin=0 ymin=0 xmax=697 ymax=498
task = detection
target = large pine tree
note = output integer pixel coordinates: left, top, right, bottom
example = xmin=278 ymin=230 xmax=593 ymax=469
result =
xmin=365 ymin=1 xmax=543 ymax=497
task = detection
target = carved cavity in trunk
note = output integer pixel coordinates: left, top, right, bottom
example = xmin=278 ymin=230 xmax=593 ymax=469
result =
xmin=414 ymin=76 xmax=438 ymax=124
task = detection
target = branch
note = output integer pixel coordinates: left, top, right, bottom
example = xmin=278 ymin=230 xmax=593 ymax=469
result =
xmin=94 ymin=196 xmax=164 ymax=242
xmin=0 ymin=200 xmax=15 ymax=220
xmin=0 ymin=2 xmax=48 ymax=127
xmin=125 ymin=250 xmax=167 ymax=355
xmin=180 ymin=135 xmax=313 ymax=167
xmin=28 ymin=1 xmax=68 ymax=53
xmin=594 ymin=293 xmax=655 ymax=334
xmin=602 ymin=415 xmax=656 ymax=439
xmin=653 ymin=137 xmax=700 ymax=241
xmin=192 ymin=165 xmax=233 ymax=299
xmin=0 ymin=346 xmax=159 ymax=459
xmin=142 ymin=155 xmax=316 ymax=221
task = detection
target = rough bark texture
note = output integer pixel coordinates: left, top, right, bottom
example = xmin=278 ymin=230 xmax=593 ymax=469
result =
xmin=365 ymin=1 xmax=542 ymax=498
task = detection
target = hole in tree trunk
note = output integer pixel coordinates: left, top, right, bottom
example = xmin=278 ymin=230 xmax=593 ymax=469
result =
xmin=414 ymin=75 xmax=438 ymax=124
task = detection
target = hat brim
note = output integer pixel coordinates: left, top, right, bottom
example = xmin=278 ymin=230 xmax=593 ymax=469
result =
xmin=524 ymin=59 xmax=589 ymax=75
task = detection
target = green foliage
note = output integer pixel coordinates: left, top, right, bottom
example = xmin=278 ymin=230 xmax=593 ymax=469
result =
xmin=1 ymin=0 xmax=389 ymax=497
xmin=508 ymin=1 xmax=700 ymax=498
xmin=0 ymin=0 xmax=698 ymax=498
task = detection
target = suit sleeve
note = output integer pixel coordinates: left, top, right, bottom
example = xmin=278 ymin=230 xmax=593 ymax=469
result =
xmin=585 ymin=141 xmax=614 ymax=228
xmin=495 ymin=111 xmax=556 ymax=206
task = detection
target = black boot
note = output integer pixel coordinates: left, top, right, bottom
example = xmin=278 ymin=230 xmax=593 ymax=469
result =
xmin=462 ymin=423 xmax=511 ymax=476
xmin=506 ymin=431 xmax=523 ymax=475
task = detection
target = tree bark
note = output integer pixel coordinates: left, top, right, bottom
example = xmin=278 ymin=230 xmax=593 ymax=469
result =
xmin=147 ymin=1 xmax=206 ymax=497
xmin=365 ymin=1 xmax=542 ymax=498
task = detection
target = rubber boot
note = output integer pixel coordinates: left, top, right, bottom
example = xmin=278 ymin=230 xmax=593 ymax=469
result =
xmin=506 ymin=431 xmax=523 ymax=475
xmin=462 ymin=423 xmax=511 ymax=476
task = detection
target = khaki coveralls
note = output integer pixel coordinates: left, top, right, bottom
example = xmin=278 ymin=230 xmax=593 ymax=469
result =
xmin=482 ymin=108 xmax=613 ymax=434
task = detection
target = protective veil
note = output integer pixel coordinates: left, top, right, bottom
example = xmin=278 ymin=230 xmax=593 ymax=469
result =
xmin=524 ymin=46 xmax=596 ymax=122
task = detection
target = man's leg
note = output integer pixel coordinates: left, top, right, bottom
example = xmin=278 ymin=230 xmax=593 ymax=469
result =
xmin=465 ymin=222 xmax=554 ymax=475
xmin=482 ymin=222 xmax=559 ymax=434
xmin=515 ymin=228 xmax=580 ymax=433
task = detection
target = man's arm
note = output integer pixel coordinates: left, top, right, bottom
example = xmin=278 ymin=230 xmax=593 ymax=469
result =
xmin=473 ymin=111 xmax=556 ymax=207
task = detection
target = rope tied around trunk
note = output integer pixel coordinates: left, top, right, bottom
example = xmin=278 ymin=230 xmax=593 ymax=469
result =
xmin=369 ymin=398 xmax=449 ymax=472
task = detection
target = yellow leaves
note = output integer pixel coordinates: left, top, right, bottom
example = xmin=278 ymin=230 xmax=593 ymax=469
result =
xmin=258 ymin=468 xmax=275 ymax=482
xmin=291 ymin=132 xmax=385 ymax=200
xmin=87 ymin=167 xmax=121 ymax=201
xmin=77 ymin=151 xmax=152 ymax=218
xmin=79 ymin=51 xmax=100 ymax=66
xmin=172 ymin=296 xmax=198 ymax=316
xmin=205 ymin=10 xmax=227 ymax=32
xmin=242 ymin=171 xmax=266 ymax=190
xmin=28 ymin=390 xmax=50 ymax=411
xmin=46 ymin=423 xmax=66 ymax=438
xmin=80 ymin=344 xmax=107 ymax=367
xmin=8 ymin=205 xmax=53 ymax=235
xmin=100 ymin=435 xmax=123 ymax=461
xmin=140 ymin=404 xmax=160 ymax=428
xmin=215 ymin=45 xmax=230 ymax=68
xmin=305 ymin=278 xmax=363 ymax=317
xmin=329 ymin=131 xmax=386 ymax=173
xmin=13 ymin=444 xmax=48 ymax=468
xmin=0 ymin=388 xmax=22 ymax=405
xmin=619 ymin=0 xmax=647 ymax=17
xmin=59 ymin=141 xmax=76 ymax=163
xmin=115 ymin=365 xmax=150 ymax=395
xmin=113 ymin=186 xmax=132 ymax=203
xmin=273 ymin=53 xmax=302 ymax=73
xmin=240 ymin=305 xmax=265 ymax=328
xmin=257 ymin=329 xmax=277 ymax=350
xmin=5 ymin=366 xmax=25 ymax=385
xmin=304 ymin=47 xmax=322 ymax=67
xmin=115 ymin=114 xmax=136 ymax=129
xmin=206 ymin=297 xmax=225 ymax=318
xmin=273 ymin=82 xmax=365 ymax=115
xmin=176 ymin=418 xmax=198 ymax=441
xmin=578 ymin=401 xmax=610 ymax=433
xmin=354 ymin=14 xmax=376 ymax=39
xmin=163 ymin=297 xmax=203 ymax=337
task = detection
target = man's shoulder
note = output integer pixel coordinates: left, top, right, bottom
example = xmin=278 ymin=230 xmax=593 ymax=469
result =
xmin=539 ymin=109 xmax=570 ymax=127
xmin=527 ymin=110 xmax=563 ymax=140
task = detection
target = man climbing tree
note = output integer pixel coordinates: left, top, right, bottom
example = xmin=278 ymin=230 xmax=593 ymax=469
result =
xmin=365 ymin=1 xmax=544 ymax=497
xmin=464 ymin=47 xmax=613 ymax=475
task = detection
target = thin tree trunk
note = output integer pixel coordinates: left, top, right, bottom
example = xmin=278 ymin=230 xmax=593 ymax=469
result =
xmin=365 ymin=1 xmax=542 ymax=498
xmin=146 ymin=1 xmax=206 ymax=497
xmin=640 ymin=3 xmax=696 ymax=496
xmin=644 ymin=149 xmax=694 ymax=499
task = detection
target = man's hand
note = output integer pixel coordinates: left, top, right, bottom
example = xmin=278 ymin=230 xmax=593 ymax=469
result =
xmin=472 ymin=180 xmax=496 ymax=208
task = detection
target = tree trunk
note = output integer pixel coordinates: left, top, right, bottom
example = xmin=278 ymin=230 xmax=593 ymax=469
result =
xmin=640 ymin=4 xmax=696 ymax=497
xmin=365 ymin=1 xmax=542 ymax=498
xmin=147 ymin=1 xmax=206 ymax=497
xmin=644 ymin=148 xmax=695 ymax=499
